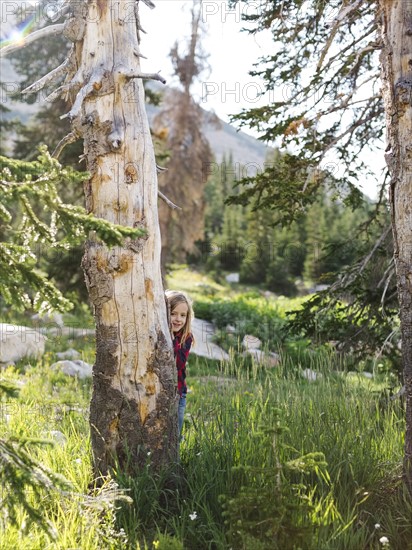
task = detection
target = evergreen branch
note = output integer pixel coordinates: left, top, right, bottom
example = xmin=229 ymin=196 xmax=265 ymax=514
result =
xmin=0 ymin=243 xmax=72 ymax=312
xmin=323 ymin=22 xmax=377 ymax=71
xmin=330 ymin=225 xmax=392 ymax=291
xmin=0 ymin=151 xmax=147 ymax=312
xmin=317 ymin=0 xmax=365 ymax=71
xmin=317 ymin=103 xmax=383 ymax=161
xmin=0 ymin=436 xmax=69 ymax=537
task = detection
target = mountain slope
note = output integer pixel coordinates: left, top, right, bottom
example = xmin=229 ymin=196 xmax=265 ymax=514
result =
xmin=146 ymin=92 xmax=269 ymax=170
xmin=1 ymin=59 xmax=269 ymax=168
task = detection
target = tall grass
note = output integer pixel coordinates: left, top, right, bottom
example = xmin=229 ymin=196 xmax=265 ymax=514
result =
xmin=2 ymin=348 xmax=410 ymax=549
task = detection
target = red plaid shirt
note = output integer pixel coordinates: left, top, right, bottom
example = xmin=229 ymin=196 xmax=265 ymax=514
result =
xmin=173 ymin=332 xmax=193 ymax=396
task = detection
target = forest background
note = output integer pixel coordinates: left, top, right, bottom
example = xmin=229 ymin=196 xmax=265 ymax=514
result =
xmin=0 ymin=1 xmax=410 ymax=549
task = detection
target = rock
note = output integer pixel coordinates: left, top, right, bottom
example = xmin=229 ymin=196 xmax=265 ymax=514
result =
xmin=49 ymin=430 xmax=67 ymax=445
xmin=47 ymin=326 xmax=95 ymax=339
xmin=198 ymin=376 xmax=237 ymax=388
xmin=390 ymin=385 xmax=406 ymax=400
xmin=225 ymin=273 xmax=239 ymax=283
xmin=0 ymin=323 xmax=46 ymax=364
xmin=309 ymin=284 xmax=330 ymax=293
xmin=242 ymin=334 xmax=262 ymax=350
xmin=268 ymin=352 xmax=281 ymax=366
xmin=31 ymin=312 xmax=64 ymax=327
xmin=301 ymin=368 xmax=321 ymax=381
xmin=1 ymin=361 xmax=15 ymax=367
xmin=225 ymin=324 xmax=236 ymax=334
xmin=243 ymin=349 xmax=280 ymax=367
xmin=55 ymin=348 xmax=81 ymax=360
xmin=190 ymin=318 xmax=230 ymax=361
xmin=52 ymin=360 xmax=92 ymax=379
xmin=361 ymin=371 xmax=373 ymax=379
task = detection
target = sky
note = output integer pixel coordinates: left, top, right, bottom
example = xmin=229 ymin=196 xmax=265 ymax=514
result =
xmin=1 ymin=1 xmax=271 ymax=132
xmin=139 ymin=0 xmax=272 ymax=123
xmin=140 ymin=1 xmax=384 ymax=200
xmin=1 ymin=0 xmax=384 ymax=199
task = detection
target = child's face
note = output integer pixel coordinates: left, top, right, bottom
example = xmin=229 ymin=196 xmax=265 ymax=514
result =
xmin=171 ymin=301 xmax=189 ymax=334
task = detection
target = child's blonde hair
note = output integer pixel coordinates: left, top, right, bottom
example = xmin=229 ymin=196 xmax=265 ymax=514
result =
xmin=165 ymin=289 xmax=195 ymax=345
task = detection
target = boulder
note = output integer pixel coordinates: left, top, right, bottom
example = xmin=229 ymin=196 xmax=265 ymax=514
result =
xmin=190 ymin=318 xmax=230 ymax=361
xmin=301 ymin=368 xmax=321 ymax=381
xmin=242 ymin=334 xmax=262 ymax=350
xmin=390 ymin=385 xmax=406 ymax=400
xmin=0 ymin=323 xmax=46 ymax=364
xmin=49 ymin=430 xmax=67 ymax=445
xmin=225 ymin=273 xmax=240 ymax=283
xmin=52 ymin=360 xmax=92 ymax=379
xmin=56 ymin=348 xmax=81 ymax=360
xmin=31 ymin=312 xmax=64 ymax=327
xmin=243 ymin=349 xmax=280 ymax=368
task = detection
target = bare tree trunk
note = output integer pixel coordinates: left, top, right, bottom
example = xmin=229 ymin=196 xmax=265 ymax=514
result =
xmin=379 ymin=0 xmax=412 ymax=492
xmin=155 ymin=0 xmax=212 ymax=267
xmin=62 ymin=0 xmax=177 ymax=475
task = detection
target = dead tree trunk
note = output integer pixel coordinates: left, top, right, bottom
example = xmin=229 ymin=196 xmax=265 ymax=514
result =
xmin=65 ymin=0 xmax=177 ymax=475
xmin=155 ymin=0 xmax=212 ymax=267
xmin=379 ymin=0 xmax=412 ymax=492
xmin=0 ymin=0 xmax=178 ymax=476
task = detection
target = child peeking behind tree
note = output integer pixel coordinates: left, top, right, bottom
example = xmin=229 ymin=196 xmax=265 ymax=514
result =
xmin=165 ymin=289 xmax=195 ymax=440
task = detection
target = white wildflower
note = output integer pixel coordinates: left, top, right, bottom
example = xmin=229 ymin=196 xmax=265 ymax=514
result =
xmin=189 ymin=511 xmax=198 ymax=521
xmin=374 ymin=523 xmax=381 ymax=529
xmin=379 ymin=536 xmax=389 ymax=546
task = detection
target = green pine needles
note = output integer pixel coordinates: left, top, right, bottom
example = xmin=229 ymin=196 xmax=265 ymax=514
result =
xmin=0 ymin=148 xmax=144 ymax=314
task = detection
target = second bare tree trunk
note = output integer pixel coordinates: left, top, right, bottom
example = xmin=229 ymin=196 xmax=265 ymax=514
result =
xmin=379 ymin=0 xmax=412 ymax=492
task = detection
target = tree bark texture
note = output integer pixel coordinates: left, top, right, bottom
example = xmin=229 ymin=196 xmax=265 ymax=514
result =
xmin=379 ymin=0 xmax=412 ymax=492
xmin=63 ymin=0 xmax=177 ymax=475
xmin=155 ymin=88 xmax=212 ymax=267
xmin=154 ymin=2 xmax=212 ymax=267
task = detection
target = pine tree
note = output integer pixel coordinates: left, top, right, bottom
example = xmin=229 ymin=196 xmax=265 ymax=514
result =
xmin=229 ymin=0 xmax=412 ymax=490
xmin=0 ymin=150 xmax=138 ymax=313
xmin=303 ymin=199 xmax=328 ymax=284
xmin=240 ymin=206 xmax=274 ymax=285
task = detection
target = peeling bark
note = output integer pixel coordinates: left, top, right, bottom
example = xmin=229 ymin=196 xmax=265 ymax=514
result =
xmin=60 ymin=0 xmax=178 ymax=475
xmin=379 ymin=0 xmax=412 ymax=492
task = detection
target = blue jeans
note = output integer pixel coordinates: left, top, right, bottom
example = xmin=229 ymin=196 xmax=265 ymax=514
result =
xmin=178 ymin=395 xmax=186 ymax=440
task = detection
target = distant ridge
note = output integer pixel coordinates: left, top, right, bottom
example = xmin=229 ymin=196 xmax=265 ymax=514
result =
xmin=146 ymin=89 xmax=270 ymax=173
xmin=1 ymin=59 xmax=269 ymax=168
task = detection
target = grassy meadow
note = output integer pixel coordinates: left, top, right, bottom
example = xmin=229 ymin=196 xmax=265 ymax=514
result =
xmin=1 ymin=268 xmax=411 ymax=549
